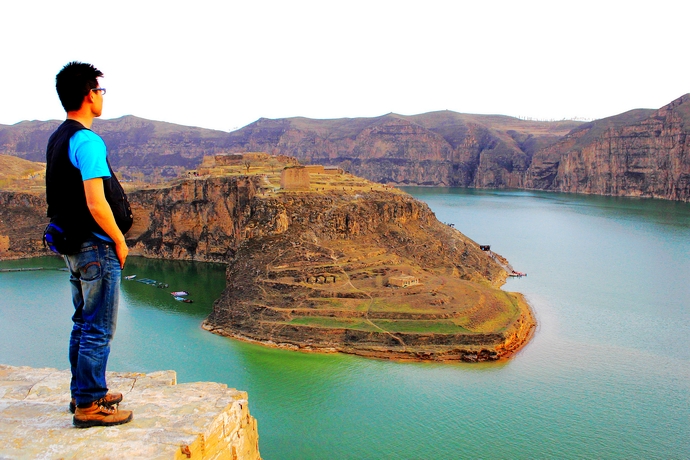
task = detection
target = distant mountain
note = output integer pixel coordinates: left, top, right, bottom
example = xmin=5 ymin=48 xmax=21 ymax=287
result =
xmin=0 ymin=116 xmax=231 ymax=179
xmin=224 ymin=112 xmax=583 ymax=188
xmin=224 ymin=96 xmax=690 ymax=200
xmin=1 ymin=96 xmax=688 ymax=200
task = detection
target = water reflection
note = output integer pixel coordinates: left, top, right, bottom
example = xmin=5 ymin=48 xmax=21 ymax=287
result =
xmin=0 ymin=255 xmax=66 ymax=271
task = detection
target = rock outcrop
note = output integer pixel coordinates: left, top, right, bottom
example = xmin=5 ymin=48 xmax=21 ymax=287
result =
xmin=197 ymin=181 xmax=534 ymax=361
xmin=126 ymin=174 xmax=534 ymax=361
xmin=0 ymin=191 xmax=48 ymax=258
xmin=0 ymin=364 xmax=261 ymax=459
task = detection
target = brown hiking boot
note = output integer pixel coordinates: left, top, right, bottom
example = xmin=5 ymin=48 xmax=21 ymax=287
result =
xmin=69 ymin=392 xmax=123 ymax=414
xmin=73 ymin=401 xmax=133 ymax=428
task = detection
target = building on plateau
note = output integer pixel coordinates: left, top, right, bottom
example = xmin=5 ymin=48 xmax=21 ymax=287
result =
xmin=388 ymin=275 xmax=420 ymax=288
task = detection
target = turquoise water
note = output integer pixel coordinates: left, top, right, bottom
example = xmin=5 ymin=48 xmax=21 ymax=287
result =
xmin=1 ymin=189 xmax=689 ymax=459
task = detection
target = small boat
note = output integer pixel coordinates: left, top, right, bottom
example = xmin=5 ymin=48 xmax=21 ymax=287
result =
xmin=124 ymin=275 xmax=137 ymax=280
xmin=173 ymin=296 xmax=193 ymax=303
xmin=171 ymin=291 xmax=190 ymax=297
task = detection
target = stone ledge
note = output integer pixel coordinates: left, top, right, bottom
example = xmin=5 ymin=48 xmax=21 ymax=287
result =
xmin=0 ymin=364 xmax=261 ymax=459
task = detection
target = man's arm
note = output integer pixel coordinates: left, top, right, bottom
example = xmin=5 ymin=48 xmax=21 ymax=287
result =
xmin=83 ymin=178 xmax=128 ymax=268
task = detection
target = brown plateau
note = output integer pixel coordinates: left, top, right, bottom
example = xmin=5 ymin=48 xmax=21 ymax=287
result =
xmin=0 ymin=155 xmax=535 ymax=362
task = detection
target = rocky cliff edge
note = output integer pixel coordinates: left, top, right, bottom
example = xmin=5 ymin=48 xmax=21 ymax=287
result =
xmin=0 ymin=364 xmax=260 ymax=459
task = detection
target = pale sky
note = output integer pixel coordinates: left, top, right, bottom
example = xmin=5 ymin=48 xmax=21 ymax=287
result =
xmin=2 ymin=0 xmax=688 ymax=132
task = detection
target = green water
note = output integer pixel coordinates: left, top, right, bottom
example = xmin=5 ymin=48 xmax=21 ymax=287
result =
xmin=1 ymin=189 xmax=689 ymax=459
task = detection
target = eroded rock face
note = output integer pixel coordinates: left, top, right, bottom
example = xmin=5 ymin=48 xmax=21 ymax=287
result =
xmin=0 ymin=191 xmax=49 ymax=259
xmin=526 ymin=96 xmax=690 ymax=200
xmin=126 ymin=177 xmax=259 ymax=261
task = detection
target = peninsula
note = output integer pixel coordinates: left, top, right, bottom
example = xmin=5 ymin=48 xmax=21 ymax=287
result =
xmin=0 ymin=154 xmax=535 ymax=362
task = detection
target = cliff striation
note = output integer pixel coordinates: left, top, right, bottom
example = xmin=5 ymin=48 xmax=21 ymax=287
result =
xmin=525 ymin=95 xmax=690 ymax=200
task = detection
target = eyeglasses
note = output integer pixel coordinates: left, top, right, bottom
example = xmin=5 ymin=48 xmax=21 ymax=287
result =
xmin=91 ymin=87 xmax=106 ymax=95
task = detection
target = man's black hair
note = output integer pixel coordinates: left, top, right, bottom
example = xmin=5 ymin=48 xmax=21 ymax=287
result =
xmin=55 ymin=61 xmax=104 ymax=112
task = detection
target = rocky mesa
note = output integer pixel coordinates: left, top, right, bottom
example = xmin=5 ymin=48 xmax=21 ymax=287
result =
xmin=0 ymin=160 xmax=534 ymax=362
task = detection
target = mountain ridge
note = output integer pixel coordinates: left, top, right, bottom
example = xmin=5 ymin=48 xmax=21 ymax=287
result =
xmin=1 ymin=95 xmax=688 ymax=200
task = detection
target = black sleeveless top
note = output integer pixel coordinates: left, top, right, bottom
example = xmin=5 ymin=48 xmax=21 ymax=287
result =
xmin=46 ymin=119 xmax=132 ymax=241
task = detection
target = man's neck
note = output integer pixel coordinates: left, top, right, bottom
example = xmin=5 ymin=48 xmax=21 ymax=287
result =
xmin=66 ymin=111 xmax=95 ymax=129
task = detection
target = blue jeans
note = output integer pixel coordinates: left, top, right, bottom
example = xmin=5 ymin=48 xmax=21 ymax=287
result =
xmin=64 ymin=238 xmax=121 ymax=406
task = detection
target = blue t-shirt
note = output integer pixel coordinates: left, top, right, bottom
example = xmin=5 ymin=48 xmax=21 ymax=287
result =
xmin=68 ymin=130 xmax=111 ymax=181
xmin=68 ymin=130 xmax=113 ymax=242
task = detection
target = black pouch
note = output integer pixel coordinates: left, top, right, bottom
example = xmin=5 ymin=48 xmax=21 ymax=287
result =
xmin=43 ymin=221 xmax=83 ymax=255
xmin=109 ymin=180 xmax=133 ymax=234
xmin=104 ymin=162 xmax=133 ymax=234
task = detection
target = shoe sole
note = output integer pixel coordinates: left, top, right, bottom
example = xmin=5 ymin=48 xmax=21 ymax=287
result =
xmin=73 ymin=411 xmax=133 ymax=428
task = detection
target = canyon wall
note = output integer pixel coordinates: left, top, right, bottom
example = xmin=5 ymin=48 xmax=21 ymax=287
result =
xmin=0 ymin=191 xmax=49 ymax=258
xmin=3 ymin=95 xmax=687 ymax=200
xmin=224 ymin=98 xmax=690 ymax=201
xmin=525 ymin=96 xmax=690 ymax=200
xmin=223 ymin=112 xmax=578 ymax=189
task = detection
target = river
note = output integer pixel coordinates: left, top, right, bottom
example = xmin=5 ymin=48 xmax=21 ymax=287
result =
xmin=1 ymin=188 xmax=688 ymax=459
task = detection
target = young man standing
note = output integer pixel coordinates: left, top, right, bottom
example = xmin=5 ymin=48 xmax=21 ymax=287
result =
xmin=46 ymin=62 xmax=133 ymax=427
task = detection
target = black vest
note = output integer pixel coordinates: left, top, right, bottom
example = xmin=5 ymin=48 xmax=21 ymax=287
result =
xmin=46 ymin=120 xmax=132 ymax=241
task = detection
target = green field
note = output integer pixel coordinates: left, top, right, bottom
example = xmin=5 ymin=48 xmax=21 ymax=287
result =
xmin=372 ymin=319 xmax=473 ymax=334
xmin=288 ymin=317 xmax=378 ymax=331
xmin=287 ymin=316 xmax=476 ymax=334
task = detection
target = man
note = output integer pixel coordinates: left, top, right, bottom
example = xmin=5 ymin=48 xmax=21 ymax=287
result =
xmin=46 ymin=62 xmax=133 ymax=428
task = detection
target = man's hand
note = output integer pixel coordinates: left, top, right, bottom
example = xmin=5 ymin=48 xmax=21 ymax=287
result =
xmin=114 ymin=241 xmax=129 ymax=269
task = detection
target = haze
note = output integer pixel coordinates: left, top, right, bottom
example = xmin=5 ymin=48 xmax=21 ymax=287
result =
xmin=2 ymin=0 xmax=687 ymax=132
